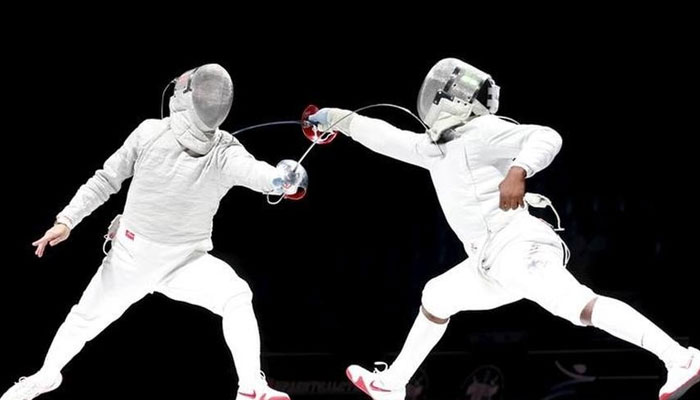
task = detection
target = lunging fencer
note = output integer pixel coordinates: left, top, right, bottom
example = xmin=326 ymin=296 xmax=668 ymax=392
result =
xmin=309 ymin=58 xmax=699 ymax=400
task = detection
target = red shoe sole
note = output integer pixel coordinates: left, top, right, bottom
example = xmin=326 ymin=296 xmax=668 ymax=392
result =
xmin=660 ymin=367 xmax=700 ymax=400
xmin=346 ymin=367 xmax=370 ymax=396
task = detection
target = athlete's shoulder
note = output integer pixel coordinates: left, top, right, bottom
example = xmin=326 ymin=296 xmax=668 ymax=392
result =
xmin=123 ymin=119 xmax=170 ymax=151
xmin=131 ymin=118 xmax=168 ymax=138
xmin=138 ymin=118 xmax=169 ymax=132
xmin=217 ymin=130 xmax=245 ymax=149
xmin=468 ymin=114 xmax=511 ymax=128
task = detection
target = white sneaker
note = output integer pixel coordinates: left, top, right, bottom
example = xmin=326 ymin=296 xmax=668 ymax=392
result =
xmin=346 ymin=362 xmax=405 ymax=400
xmin=235 ymin=372 xmax=290 ymax=400
xmin=659 ymin=347 xmax=700 ymax=400
xmin=1 ymin=371 xmax=62 ymax=400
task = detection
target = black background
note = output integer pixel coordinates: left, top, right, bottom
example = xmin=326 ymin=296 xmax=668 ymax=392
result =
xmin=1 ymin=12 xmax=697 ymax=400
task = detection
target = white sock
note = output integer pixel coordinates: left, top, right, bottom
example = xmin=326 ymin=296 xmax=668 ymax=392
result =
xmin=591 ymin=296 xmax=687 ymax=366
xmin=223 ymin=302 xmax=262 ymax=388
xmin=383 ymin=308 xmax=448 ymax=387
xmin=41 ymin=322 xmax=89 ymax=377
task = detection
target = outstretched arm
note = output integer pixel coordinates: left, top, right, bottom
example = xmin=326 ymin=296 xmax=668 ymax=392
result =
xmin=309 ymin=108 xmax=429 ymax=169
xmin=220 ymin=138 xmax=286 ymax=194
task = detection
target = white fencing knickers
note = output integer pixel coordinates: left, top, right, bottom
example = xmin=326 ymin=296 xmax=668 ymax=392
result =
xmin=42 ymin=219 xmax=255 ymax=376
xmin=421 ymin=213 xmax=596 ymax=325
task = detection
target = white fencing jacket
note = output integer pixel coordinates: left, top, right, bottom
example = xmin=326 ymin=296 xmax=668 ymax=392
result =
xmin=345 ymin=114 xmax=562 ymax=257
xmin=56 ymin=118 xmax=280 ymax=245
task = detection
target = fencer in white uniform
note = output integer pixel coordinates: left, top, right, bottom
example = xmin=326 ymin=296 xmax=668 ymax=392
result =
xmin=2 ymin=64 xmax=300 ymax=400
xmin=310 ymin=58 xmax=699 ymax=400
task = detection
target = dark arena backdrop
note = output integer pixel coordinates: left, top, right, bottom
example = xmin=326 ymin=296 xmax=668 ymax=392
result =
xmin=2 ymin=15 xmax=697 ymax=400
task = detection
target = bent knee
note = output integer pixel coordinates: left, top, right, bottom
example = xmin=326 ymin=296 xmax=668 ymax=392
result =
xmin=420 ymin=305 xmax=449 ymax=324
xmin=421 ymin=279 xmax=456 ymax=321
xmin=536 ymin=284 xmax=597 ymax=327
xmin=579 ymin=296 xmax=599 ymax=326
xmin=220 ymin=282 xmax=254 ymax=316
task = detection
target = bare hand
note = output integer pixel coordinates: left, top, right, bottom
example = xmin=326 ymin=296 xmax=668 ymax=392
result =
xmin=32 ymin=224 xmax=70 ymax=258
xmin=498 ymin=167 xmax=527 ymax=211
